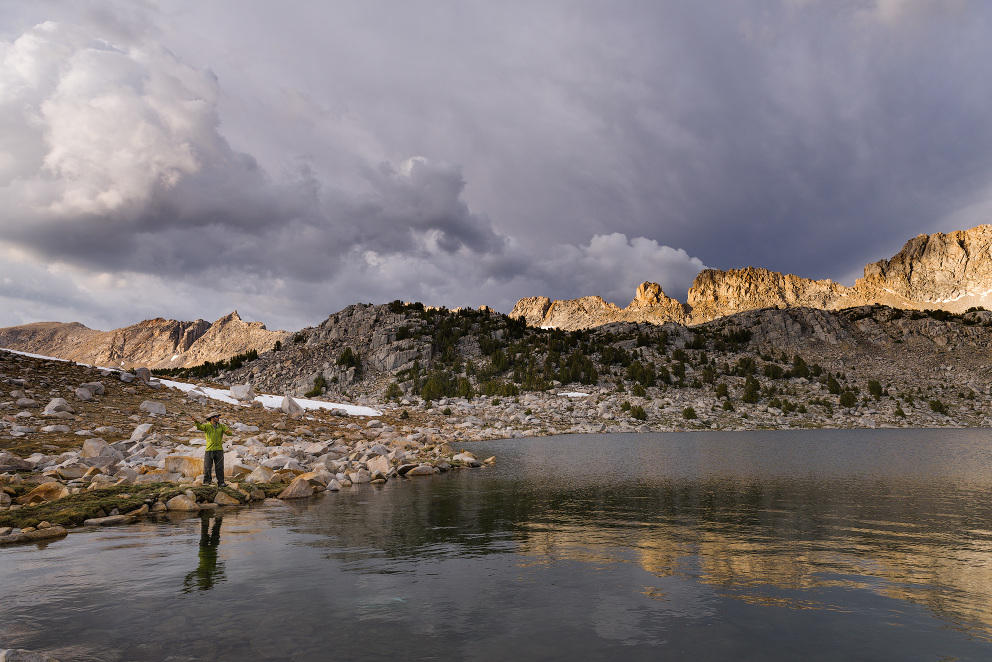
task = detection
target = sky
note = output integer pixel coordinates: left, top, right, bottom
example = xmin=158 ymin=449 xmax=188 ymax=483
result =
xmin=2 ymin=0 xmax=991 ymax=332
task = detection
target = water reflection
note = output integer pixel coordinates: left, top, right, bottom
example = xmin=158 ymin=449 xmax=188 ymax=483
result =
xmin=290 ymin=430 xmax=992 ymax=642
xmin=182 ymin=514 xmax=225 ymax=592
xmin=2 ymin=429 xmax=992 ymax=661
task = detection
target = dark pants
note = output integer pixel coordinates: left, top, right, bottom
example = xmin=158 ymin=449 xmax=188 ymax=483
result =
xmin=204 ymin=450 xmax=225 ymax=484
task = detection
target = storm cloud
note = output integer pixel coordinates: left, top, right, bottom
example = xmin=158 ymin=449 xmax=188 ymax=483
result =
xmin=1 ymin=1 xmax=991 ymax=330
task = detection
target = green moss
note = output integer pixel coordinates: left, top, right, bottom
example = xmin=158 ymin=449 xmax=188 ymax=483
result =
xmin=0 ymin=482 xmax=259 ymax=530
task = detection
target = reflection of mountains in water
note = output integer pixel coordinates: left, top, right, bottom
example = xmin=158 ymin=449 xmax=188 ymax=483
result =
xmin=285 ymin=429 xmax=992 ymax=641
xmin=513 ymin=475 xmax=992 ymax=637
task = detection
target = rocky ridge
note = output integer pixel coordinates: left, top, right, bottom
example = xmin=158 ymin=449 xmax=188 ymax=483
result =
xmin=0 ymin=311 xmax=288 ymax=371
xmin=515 ymin=225 xmax=992 ymax=329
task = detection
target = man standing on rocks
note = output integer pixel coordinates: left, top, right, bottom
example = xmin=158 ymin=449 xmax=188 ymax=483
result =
xmin=192 ymin=412 xmax=230 ymax=487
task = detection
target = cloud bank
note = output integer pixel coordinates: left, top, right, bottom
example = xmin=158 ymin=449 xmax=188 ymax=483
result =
xmin=2 ymin=1 xmax=991 ymax=331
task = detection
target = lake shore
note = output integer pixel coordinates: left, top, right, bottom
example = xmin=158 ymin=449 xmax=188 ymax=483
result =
xmin=2 ymin=346 xmax=989 ymax=539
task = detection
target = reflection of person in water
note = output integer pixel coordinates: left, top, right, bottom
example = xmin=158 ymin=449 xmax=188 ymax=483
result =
xmin=183 ymin=515 xmax=226 ymax=592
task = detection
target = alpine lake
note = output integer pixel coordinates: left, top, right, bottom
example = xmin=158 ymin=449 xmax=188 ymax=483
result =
xmin=3 ymin=428 xmax=992 ymax=661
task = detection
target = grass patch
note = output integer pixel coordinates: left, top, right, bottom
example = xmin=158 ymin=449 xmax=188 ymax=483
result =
xmin=0 ymin=481 xmax=291 ymax=530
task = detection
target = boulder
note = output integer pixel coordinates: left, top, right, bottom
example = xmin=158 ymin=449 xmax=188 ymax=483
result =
xmin=165 ymin=494 xmax=200 ymax=511
xmin=139 ymin=400 xmax=167 ymax=415
xmin=119 ymin=372 xmax=136 ymax=383
xmin=0 ymin=526 xmax=69 ymax=547
xmin=281 ymin=394 xmax=304 ymax=416
xmin=0 ymin=452 xmax=35 ymax=471
xmin=74 ymin=387 xmax=94 ymax=401
xmin=135 ymin=367 xmax=152 ymax=384
xmin=214 ymin=491 xmax=241 ymax=506
xmin=80 ymin=438 xmax=113 ymax=458
xmin=230 ymin=383 xmax=256 ymax=402
xmin=164 ymin=456 xmax=205 ymax=479
xmin=405 ymin=464 xmax=436 ymax=476
xmin=79 ymin=381 xmax=105 ymax=395
xmin=19 ymin=482 xmax=69 ymax=504
xmin=56 ymin=462 xmax=90 ymax=480
xmin=130 ymin=423 xmax=154 ymax=442
xmin=83 ymin=515 xmax=131 ymax=526
xmin=277 ymin=476 xmax=314 ymax=500
xmin=367 ymin=455 xmax=391 ymax=476
xmin=244 ymin=465 xmax=276 ymax=483
xmin=349 ymin=468 xmax=372 ymax=484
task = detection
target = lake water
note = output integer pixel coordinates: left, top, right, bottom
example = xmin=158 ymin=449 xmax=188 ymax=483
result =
xmin=3 ymin=429 xmax=992 ymax=661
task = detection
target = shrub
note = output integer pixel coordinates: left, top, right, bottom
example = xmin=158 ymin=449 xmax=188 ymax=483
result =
xmin=385 ymin=382 xmax=403 ymax=401
xmin=304 ymin=375 xmax=326 ymax=398
xmin=682 ymin=406 xmax=697 ymax=420
xmin=722 ymin=400 xmax=735 ymax=411
xmin=929 ymin=400 xmax=947 ymax=415
xmin=868 ymin=380 xmax=883 ymax=400
xmin=399 ymin=409 xmax=410 ymax=419
xmin=895 ymin=407 xmax=906 ymax=418
xmin=632 ymin=384 xmax=647 ymax=397
xmin=763 ymin=364 xmax=784 ymax=380
xmin=442 ymin=407 xmax=452 ymax=415
xmin=630 ymin=405 xmax=647 ymax=420
xmin=620 ymin=401 xmax=632 ymax=411
xmin=839 ymin=391 xmax=857 ymax=408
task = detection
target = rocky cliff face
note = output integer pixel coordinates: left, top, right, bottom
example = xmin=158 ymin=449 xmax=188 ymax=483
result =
xmin=854 ymin=225 xmax=992 ymax=311
xmin=687 ymin=267 xmax=859 ymax=324
xmin=0 ymin=312 xmax=286 ymax=370
xmin=511 ymin=225 xmax=992 ymax=329
xmin=173 ymin=311 xmax=287 ymax=368
xmin=510 ymin=283 xmax=690 ymax=331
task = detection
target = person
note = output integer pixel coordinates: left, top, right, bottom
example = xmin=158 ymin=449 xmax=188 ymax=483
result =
xmin=192 ymin=411 xmax=230 ymax=486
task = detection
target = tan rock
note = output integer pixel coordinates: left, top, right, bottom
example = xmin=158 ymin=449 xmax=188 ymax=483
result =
xmin=165 ymin=494 xmax=200 ymax=511
xmin=277 ymin=476 xmax=314 ymax=500
xmin=164 ymin=456 xmax=204 ymax=479
xmin=214 ymin=491 xmax=241 ymax=506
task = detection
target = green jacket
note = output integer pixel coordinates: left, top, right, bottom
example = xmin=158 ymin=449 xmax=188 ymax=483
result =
xmin=195 ymin=421 xmax=230 ymax=452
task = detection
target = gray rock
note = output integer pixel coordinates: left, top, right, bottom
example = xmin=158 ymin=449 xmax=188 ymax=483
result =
xmin=230 ymin=383 xmax=256 ymax=402
xmin=83 ymin=515 xmax=130 ymax=526
xmin=79 ymin=381 xmax=105 ymax=395
xmin=74 ymin=387 xmax=93 ymax=401
xmin=119 ymin=372 xmax=136 ymax=383
xmin=42 ymin=398 xmax=73 ymax=416
xmin=139 ymin=400 xmax=167 ymax=415
xmin=281 ymin=394 xmax=304 ymax=416
xmin=130 ymin=423 xmax=154 ymax=442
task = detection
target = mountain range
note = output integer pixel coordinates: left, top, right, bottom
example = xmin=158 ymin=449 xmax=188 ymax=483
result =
xmin=512 ymin=225 xmax=992 ymax=330
xmin=1 ymin=225 xmax=990 ymax=368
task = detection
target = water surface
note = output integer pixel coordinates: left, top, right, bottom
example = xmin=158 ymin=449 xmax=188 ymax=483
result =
xmin=3 ymin=428 xmax=992 ymax=661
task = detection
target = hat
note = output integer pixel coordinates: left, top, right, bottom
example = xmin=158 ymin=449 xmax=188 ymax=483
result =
xmin=207 ymin=412 xmax=220 ymax=419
